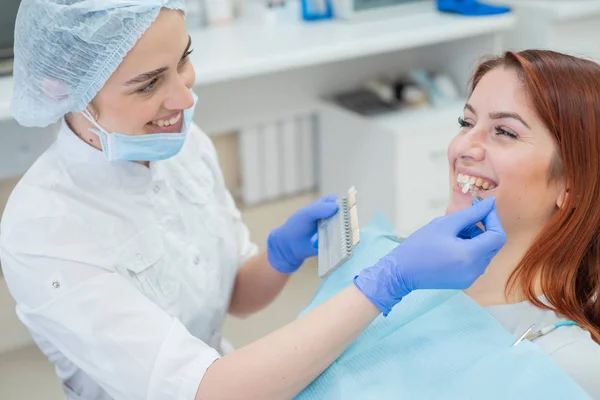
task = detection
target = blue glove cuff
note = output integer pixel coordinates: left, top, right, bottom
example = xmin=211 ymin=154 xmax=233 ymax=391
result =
xmin=353 ymin=275 xmax=392 ymax=317
xmin=354 ymin=273 xmax=407 ymax=317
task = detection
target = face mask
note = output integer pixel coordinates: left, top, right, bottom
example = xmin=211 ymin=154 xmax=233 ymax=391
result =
xmin=82 ymin=90 xmax=198 ymax=162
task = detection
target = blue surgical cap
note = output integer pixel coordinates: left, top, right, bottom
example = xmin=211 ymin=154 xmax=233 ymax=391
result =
xmin=11 ymin=0 xmax=186 ymax=127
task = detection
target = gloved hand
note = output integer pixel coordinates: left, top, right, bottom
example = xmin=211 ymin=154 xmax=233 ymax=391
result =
xmin=267 ymin=195 xmax=339 ymax=274
xmin=354 ymin=197 xmax=506 ymax=316
xmin=458 ymin=199 xmax=486 ymax=239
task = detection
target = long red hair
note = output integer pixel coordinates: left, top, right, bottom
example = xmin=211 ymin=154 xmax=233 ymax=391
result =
xmin=470 ymin=50 xmax=600 ymax=343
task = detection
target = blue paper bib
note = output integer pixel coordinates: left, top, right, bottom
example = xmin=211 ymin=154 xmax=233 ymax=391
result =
xmin=295 ymin=213 xmax=591 ymax=400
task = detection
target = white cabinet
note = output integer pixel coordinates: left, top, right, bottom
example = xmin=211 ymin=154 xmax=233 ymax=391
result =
xmin=318 ymin=100 xmax=464 ymax=237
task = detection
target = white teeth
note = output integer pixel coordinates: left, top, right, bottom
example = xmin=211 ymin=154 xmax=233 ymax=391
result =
xmin=457 ymin=173 xmax=495 ymax=191
xmin=151 ymin=112 xmax=181 ymax=127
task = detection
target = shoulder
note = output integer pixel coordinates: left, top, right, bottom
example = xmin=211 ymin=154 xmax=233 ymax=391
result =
xmin=0 ymin=213 xmax=107 ymax=309
xmin=550 ymin=334 xmax=600 ymax=398
xmin=1 ymin=158 xmax=62 ymax=237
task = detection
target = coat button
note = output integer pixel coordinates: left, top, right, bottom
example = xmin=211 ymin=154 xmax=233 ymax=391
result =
xmin=52 ymin=281 xmax=60 ymax=290
xmin=136 ymin=253 xmax=143 ymax=260
xmin=194 ymin=255 xmax=201 ymax=265
xmin=153 ymin=184 xmax=161 ymax=194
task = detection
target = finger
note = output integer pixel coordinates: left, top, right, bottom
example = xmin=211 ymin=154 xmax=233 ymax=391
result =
xmin=299 ymin=197 xmax=339 ymax=220
xmin=320 ymin=195 xmax=339 ymax=203
xmin=469 ymin=206 xmax=507 ymax=252
xmin=443 ymin=197 xmax=496 ymax=235
xmin=311 ymin=233 xmax=319 ymax=249
xmin=457 ymin=224 xmax=483 ymax=240
xmin=479 ymin=202 xmax=505 ymax=236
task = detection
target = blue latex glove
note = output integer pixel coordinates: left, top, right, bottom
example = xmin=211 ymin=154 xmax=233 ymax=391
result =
xmin=267 ymin=195 xmax=339 ymax=274
xmin=458 ymin=198 xmax=485 ymax=239
xmin=354 ymin=197 xmax=506 ymax=316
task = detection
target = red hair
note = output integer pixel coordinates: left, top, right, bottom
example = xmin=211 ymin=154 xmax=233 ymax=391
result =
xmin=470 ymin=50 xmax=600 ymax=343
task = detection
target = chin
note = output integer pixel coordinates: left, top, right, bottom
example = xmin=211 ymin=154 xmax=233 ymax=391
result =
xmin=445 ymin=199 xmax=470 ymax=215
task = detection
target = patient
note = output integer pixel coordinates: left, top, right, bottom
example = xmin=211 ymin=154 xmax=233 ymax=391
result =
xmin=300 ymin=50 xmax=600 ymax=399
xmin=448 ymin=50 xmax=600 ymax=396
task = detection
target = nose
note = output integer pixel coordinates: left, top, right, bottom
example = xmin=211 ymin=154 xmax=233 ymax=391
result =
xmin=163 ymin=71 xmax=195 ymax=111
xmin=457 ymin=127 xmax=486 ymax=162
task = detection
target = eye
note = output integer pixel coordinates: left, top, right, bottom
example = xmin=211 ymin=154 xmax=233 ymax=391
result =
xmin=458 ymin=116 xmax=473 ymax=129
xmin=179 ymin=48 xmax=194 ymax=66
xmin=495 ymin=126 xmax=519 ymax=139
xmin=138 ymin=77 xmax=160 ymax=94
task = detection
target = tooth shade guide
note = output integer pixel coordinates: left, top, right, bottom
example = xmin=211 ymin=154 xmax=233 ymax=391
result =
xmin=462 ymin=182 xmax=471 ymax=193
xmin=458 ymin=173 xmax=495 ymax=192
xmin=317 ymin=186 xmax=360 ymax=278
xmin=470 ymin=190 xmax=484 ymax=201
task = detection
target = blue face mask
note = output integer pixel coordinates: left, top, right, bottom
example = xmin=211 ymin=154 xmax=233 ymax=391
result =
xmin=82 ymin=90 xmax=198 ymax=162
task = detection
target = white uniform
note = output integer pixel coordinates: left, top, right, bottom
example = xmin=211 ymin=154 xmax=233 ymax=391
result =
xmin=0 ymin=120 xmax=258 ymax=400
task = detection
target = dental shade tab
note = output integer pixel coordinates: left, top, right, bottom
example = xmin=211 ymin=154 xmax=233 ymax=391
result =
xmin=318 ymin=187 xmax=360 ymax=278
xmin=457 ymin=173 xmax=485 ymax=201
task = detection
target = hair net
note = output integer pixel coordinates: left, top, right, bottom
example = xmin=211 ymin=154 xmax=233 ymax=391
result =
xmin=11 ymin=0 xmax=186 ymax=128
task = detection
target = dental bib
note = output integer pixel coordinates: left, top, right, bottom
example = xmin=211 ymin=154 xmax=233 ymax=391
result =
xmin=295 ymin=213 xmax=591 ymax=400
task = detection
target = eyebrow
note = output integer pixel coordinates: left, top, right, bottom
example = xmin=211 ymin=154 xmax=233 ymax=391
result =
xmin=125 ymin=67 xmax=168 ymax=85
xmin=464 ymin=103 xmax=531 ymax=129
xmin=125 ymin=36 xmax=193 ymax=86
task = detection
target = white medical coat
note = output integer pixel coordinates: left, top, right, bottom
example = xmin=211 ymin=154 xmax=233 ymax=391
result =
xmin=0 ymin=120 xmax=258 ymax=400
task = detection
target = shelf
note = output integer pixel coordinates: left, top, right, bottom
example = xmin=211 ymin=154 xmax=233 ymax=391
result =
xmin=189 ymin=10 xmax=514 ymax=85
xmin=0 ymin=9 xmax=514 ymax=124
xmin=488 ymin=0 xmax=600 ymax=21
xmin=369 ymin=100 xmax=466 ymax=132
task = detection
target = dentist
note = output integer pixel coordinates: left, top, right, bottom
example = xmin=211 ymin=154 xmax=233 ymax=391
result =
xmin=0 ymin=1 xmax=506 ymax=399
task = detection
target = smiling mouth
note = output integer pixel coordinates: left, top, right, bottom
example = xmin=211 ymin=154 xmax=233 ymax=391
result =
xmin=457 ymin=173 xmax=497 ymax=193
xmin=148 ymin=112 xmax=182 ymax=127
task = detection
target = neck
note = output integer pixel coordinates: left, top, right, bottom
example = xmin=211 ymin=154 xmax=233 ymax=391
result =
xmin=66 ymin=112 xmax=103 ymax=151
xmin=465 ymin=227 xmax=542 ymax=307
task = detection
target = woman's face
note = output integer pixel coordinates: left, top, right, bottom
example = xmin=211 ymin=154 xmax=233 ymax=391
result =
xmin=446 ymin=67 xmax=565 ymax=236
xmin=90 ymin=9 xmax=195 ymax=135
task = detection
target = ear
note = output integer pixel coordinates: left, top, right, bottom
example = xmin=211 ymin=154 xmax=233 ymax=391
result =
xmin=556 ymin=182 xmax=568 ymax=209
xmin=85 ymin=99 xmax=101 ymax=121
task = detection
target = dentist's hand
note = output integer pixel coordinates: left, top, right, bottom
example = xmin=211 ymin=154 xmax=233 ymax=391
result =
xmin=267 ymin=196 xmax=339 ymax=274
xmin=354 ymin=197 xmax=506 ymax=316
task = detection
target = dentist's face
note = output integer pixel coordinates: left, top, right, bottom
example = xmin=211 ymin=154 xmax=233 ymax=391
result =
xmin=446 ymin=67 xmax=564 ymax=236
xmin=89 ymin=8 xmax=196 ymax=136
